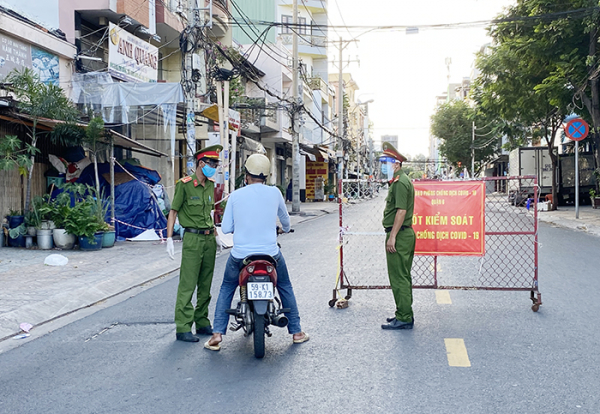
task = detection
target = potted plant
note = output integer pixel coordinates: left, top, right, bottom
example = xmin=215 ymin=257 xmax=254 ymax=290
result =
xmin=51 ymin=191 xmax=76 ymax=249
xmin=24 ymin=209 xmax=39 ymax=237
xmin=63 ymin=184 xmax=105 ymax=251
xmin=6 ymin=209 xmax=25 ymax=247
xmin=324 ymin=180 xmax=336 ymax=202
xmin=64 ymin=201 xmax=104 ymax=251
xmin=101 ymin=223 xmax=116 ymax=248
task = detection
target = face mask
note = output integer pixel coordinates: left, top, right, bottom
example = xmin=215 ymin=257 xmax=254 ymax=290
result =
xmin=202 ymin=165 xmax=216 ymax=178
xmin=380 ymin=164 xmax=388 ymax=175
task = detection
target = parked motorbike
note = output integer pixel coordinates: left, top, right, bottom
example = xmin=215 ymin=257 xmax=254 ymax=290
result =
xmin=225 ymin=229 xmax=293 ymax=358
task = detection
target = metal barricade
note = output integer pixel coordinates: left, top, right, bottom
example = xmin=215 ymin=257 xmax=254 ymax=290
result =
xmin=331 ymin=176 xmax=541 ymax=312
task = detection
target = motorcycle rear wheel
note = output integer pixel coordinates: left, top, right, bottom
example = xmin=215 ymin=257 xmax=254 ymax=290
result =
xmin=253 ymin=309 xmax=266 ymax=359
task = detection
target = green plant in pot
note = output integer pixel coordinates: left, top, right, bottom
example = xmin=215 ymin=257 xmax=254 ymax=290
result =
xmin=62 ymin=184 xmax=106 ymax=250
xmin=51 ymin=191 xmax=76 ymax=249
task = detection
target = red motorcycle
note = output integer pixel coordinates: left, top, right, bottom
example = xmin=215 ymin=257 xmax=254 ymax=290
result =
xmin=226 ymin=230 xmax=293 ymax=358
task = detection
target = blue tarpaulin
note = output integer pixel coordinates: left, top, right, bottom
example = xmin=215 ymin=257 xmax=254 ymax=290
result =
xmin=53 ymin=161 xmax=167 ymax=239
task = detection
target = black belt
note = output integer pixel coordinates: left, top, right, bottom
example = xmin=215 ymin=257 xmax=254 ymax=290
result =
xmin=185 ymin=228 xmax=214 ymax=235
xmin=385 ymin=226 xmax=411 ymax=233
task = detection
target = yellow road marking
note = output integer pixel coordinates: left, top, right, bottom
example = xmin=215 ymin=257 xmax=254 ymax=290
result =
xmin=435 ymin=290 xmax=452 ymax=304
xmin=444 ymin=338 xmax=471 ymax=367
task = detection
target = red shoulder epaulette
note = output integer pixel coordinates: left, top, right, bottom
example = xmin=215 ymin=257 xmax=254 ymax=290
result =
xmin=179 ymin=176 xmax=192 ymax=183
xmin=389 ymin=176 xmax=399 ymax=184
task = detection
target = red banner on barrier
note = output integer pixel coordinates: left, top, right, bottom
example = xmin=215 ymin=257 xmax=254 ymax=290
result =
xmin=413 ymin=181 xmax=485 ymax=256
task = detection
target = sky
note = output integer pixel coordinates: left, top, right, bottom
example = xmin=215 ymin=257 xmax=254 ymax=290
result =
xmin=327 ymin=0 xmax=516 ymax=159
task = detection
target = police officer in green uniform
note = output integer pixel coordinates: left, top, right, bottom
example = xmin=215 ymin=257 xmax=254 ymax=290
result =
xmin=166 ymin=145 xmax=222 ymax=342
xmin=379 ymin=142 xmax=416 ymax=330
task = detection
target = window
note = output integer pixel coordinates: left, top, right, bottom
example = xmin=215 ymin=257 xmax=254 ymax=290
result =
xmin=282 ymin=15 xmax=292 ymax=34
xmin=299 ymin=17 xmax=307 ymax=35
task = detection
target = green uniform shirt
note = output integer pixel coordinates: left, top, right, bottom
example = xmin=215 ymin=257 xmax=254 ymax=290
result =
xmin=382 ymin=170 xmax=414 ymax=228
xmin=171 ymin=174 xmax=215 ymax=229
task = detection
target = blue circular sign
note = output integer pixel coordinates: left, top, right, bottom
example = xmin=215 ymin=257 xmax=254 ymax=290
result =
xmin=565 ymin=118 xmax=589 ymax=141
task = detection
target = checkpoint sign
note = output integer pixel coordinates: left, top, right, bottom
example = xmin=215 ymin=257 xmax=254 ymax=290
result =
xmin=565 ymin=118 xmax=589 ymax=141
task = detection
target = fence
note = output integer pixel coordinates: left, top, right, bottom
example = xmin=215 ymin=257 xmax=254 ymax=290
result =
xmin=332 ymin=176 xmax=541 ymax=312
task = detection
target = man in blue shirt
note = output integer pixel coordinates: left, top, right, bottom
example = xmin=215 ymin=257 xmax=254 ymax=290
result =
xmin=205 ymin=154 xmax=309 ymax=351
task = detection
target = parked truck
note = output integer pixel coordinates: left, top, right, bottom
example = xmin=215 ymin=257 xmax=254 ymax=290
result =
xmin=508 ymin=147 xmax=553 ymax=205
xmin=559 ymin=153 xmax=597 ymax=204
xmin=508 ymin=147 xmax=597 ymax=205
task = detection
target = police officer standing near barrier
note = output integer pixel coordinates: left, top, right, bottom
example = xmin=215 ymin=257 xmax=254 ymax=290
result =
xmin=380 ymin=142 xmax=416 ymax=330
xmin=166 ymin=145 xmax=222 ymax=342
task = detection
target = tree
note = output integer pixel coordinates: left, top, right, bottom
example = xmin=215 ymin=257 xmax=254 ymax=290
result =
xmin=4 ymin=68 xmax=79 ymax=211
xmin=498 ymin=1 xmax=600 ymax=173
xmin=0 ymin=134 xmax=38 ymax=175
xmin=472 ymin=1 xmax=575 ymax=209
xmin=84 ymin=116 xmax=107 ymax=198
xmin=430 ymin=100 xmax=500 ymax=177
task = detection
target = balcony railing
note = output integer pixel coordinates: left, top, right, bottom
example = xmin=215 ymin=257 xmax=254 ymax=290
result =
xmin=309 ymin=76 xmax=330 ymax=97
xmin=281 ymin=34 xmax=327 ymax=49
xmin=237 ymin=97 xmax=278 ymax=133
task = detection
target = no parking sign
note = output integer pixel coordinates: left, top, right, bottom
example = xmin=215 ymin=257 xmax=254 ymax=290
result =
xmin=565 ymin=118 xmax=589 ymax=141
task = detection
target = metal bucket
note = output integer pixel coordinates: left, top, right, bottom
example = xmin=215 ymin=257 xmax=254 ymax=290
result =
xmin=36 ymin=229 xmax=54 ymax=250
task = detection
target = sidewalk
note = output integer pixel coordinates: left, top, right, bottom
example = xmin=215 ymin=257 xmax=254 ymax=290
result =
xmin=0 ymin=202 xmax=338 ymax=343
xmin=537 ymin=205 xmax=600 ymax=237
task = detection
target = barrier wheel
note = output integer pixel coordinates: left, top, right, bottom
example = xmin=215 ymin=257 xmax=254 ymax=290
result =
xmin=328 ymin=299 xmax=337 ymax=308
xmin=531 ymin=304 xmax=540 ymax=312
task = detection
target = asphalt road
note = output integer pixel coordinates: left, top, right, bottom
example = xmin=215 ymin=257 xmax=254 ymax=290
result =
xmin=1 ymin=212 xmax=599 ymax=413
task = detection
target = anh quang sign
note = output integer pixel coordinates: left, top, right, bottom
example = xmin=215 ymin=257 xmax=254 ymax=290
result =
xmin=413 ymin=181 xmax=485 ymax=256
xmin=108 ymin=22 xmax=158 ymax=83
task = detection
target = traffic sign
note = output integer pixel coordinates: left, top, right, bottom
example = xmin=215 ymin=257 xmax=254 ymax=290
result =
xmin=565 ymin=118 xmax=589 ymax=141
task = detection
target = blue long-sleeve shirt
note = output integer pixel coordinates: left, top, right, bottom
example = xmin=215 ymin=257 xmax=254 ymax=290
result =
xmin=221 ymin=183 xmax=291 ymax=259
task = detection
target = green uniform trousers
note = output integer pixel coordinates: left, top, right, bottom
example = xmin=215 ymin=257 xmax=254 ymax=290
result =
xmin=175 ymin=232 xmax=217 ymax=333
xmin=385 ymin=228 xmax=416 ymax=322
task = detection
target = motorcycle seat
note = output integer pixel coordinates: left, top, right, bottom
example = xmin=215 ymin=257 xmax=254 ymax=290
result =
xmin=243 ymin=255 xmax=277 ymax=266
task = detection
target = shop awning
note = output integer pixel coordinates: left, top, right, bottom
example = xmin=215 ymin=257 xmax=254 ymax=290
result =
xmin=0 ymin=112 xmax=167 ymax=157
xmin=300 ymin=144 xmax=330 ymax=161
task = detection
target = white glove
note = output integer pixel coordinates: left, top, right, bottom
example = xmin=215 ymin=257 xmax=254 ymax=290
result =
xmin=166 ymin=237 xmax=175 ymax=260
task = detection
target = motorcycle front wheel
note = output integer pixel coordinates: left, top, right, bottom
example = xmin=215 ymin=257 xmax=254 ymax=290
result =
xmin=253 ymin=309 xmax=265 ymax=359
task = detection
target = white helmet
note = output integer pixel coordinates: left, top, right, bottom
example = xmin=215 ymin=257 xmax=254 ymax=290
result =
xmin=245 ymin=154 xmax=270 ymax=179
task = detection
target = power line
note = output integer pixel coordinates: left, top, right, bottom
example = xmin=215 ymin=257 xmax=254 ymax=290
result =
xmin=226 ymin=6 xmax=600 ymax=33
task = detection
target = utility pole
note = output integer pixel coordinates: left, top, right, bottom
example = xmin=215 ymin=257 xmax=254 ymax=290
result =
xmin=333 ymin=38 xmax=359 ymax=187
xmin=291 ymin=0 xmax=301 ymax=213
xmin=292 ymin=0 xmax=301 ymax=213
xmin=337 ymin=37 xmax=344 ymax=185
xmin=472 ymin=121 xmax=475 ymax=178
xmin=184 ymin=1 xmax=197 ymax=176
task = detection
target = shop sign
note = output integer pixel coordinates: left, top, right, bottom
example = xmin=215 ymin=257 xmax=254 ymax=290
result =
xmin=108 ymin=22 xmax=158 ymax=83
xmin=413 ymin=181 xmax=485 ymax=256
xmin=0 ymin=32 xmax=59 ymax=85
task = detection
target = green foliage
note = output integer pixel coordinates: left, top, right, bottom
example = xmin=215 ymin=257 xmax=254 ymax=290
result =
xmin=324 ymin=180 xmax=336 ymax=195
xmin=8 ymin=223 xmax=26 ymax=239
xmin=50 ymin=123 xmax=86 ymax=147
xmin=430 ymin=100 xmax=499 ymax=174
xmin=2 ymin=68 xmax=80 ymax=211
xmin=60 ymin=183 xmax=106 ymax=240
xmin=51 ymin=191 xmax=74 ymax=229
xmin=0 ymin=135 xmax=37 ymax=174
xmin=5 ymin=68 xmax=79 ymax=123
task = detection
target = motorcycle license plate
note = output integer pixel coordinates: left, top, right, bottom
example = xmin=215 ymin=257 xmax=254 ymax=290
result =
xmin=247 ymin=282 xmax=274 ymax=300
